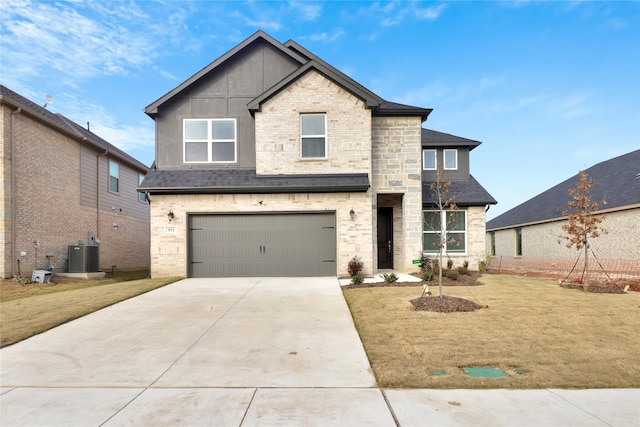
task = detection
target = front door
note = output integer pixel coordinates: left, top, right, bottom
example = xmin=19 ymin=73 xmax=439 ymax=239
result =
xmin=377 ymin=207 xmax=393 ymax=269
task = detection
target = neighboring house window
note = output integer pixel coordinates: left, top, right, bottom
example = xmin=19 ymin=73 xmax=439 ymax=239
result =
xmin=422 ymin=210 xmax=466 ymax=254
xmin=422 ymin=149 xmax=437 ymax=170
xmin=138 ymin=173 xmax=146 ymax=203
xmin=490 ymin=232 xmax=496 ymax=256
xmin=300 ymin=114 xmax=326 ymax=158
xmin=184 ymin=118 xmax=237 ymax=163
xmin=109 ymin=160 xmax=119 ymax=193
xmin=444 ymin=149 xmax=458 ymax=170
xmin=515 ymin=228 xmax=523 ymax=256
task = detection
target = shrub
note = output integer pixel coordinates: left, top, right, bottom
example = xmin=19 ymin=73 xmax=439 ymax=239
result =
xmin=422 ymin=270 xmax=435 ymax=282
xmin=381 ymin=272 xmax=398 ymax=283
xmin=457 ymin=266 xmax=469 ymax=276
xmin=477 ymin=256 xmax=492 ymax=273
xmin=418 ymin=254 xmax=433 ymax=272
xmin=347 ymin=256 xmax=363 ymax=277
xmin=447 ymin=259 xmax=454 ymax=270
xmin=351 ymin=275 xmax=364 ymax=285
xmin=445 ymin=270 xmax=459 ymax=281
xmin=462 ymin=260 xmax=469 ymax=269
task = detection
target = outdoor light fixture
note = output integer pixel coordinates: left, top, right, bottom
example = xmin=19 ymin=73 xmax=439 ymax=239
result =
xmin=167 ymin=210 xmax=174 ymax=222
xmin=349 ymin=209 xmax=355 ymax=220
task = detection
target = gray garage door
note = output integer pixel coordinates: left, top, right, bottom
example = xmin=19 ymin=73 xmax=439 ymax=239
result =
xmin=188 ymin=213 xmax=336 ymax=277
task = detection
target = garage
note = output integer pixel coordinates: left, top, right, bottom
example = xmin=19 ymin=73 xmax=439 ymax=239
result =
xmin=188 ymin=212 xmax=336 ymax=277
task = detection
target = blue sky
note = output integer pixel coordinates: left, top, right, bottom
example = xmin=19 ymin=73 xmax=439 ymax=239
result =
xmin=2 ymin=0 xmax=638 ymax=220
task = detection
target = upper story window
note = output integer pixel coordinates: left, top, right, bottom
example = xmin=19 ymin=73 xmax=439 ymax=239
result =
xmin=423 ymin=149 xmax=437 ymax=170
xmin=138 ymin=173 xmax=146 ymax=203
xmin=109 ymin=160 xmax=120 ymax=193
xmin=184 ymin=118 xmax=237 ymax=163
xmin=423 ymin=210 xmax=467 ymax=254
xmin=444 ymin=149 xmax=458 ymax=170
xmin=300 ymin=114 xmax=326 ymax=158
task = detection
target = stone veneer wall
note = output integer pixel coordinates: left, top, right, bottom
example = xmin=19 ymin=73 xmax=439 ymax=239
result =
xmin=371 ymin=116 xmax=422 ymax=272
xmin=255 ymin=70 xmax=371 ymax=175
xmin=149 ymin=192 xmax=373 ymax=278
xmin=489 ymin=207 xmax=639 ymax=261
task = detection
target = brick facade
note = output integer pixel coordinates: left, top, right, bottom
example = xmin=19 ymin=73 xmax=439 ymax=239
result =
xmin=0 ymin=100 xmax=149 ymax=278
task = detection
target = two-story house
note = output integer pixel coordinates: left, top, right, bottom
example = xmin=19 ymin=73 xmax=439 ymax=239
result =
xmin=1 ymin=85 xmax=150 ymax=279
xmin=140 ymin=30 xmax=495 ymax=278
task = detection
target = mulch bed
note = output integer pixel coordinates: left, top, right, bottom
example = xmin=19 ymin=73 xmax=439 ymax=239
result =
xmin=342 ymin=271 xmax=485 ymax=312
xmin=411 ymin=295 xmax=485 ymax=312
xmin=560 ymin=283 xmax=627 ymax=294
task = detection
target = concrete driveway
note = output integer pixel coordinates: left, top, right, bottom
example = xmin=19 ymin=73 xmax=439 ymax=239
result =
xmin=2 ymin=277 xmax=638 ymax=426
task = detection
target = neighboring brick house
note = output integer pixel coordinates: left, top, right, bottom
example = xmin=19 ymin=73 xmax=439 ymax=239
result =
xmin=486 ymin=150 xmax=640 ymax=277
xmin=140 ymin=30 xmax=496 ymax=278
xmin=0 ymin=85 xmax=150 ymax=279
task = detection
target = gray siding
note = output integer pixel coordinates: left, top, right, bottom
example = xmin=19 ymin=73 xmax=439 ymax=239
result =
xmin=422 ymin=148 xmax=470 ymax=182
xmin=155 ymin=39 xmax=300 ymax=170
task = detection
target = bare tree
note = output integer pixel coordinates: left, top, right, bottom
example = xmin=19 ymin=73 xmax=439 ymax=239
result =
xmin=559 ymin=170 xmax=607 ymax=287
xmin=423 ymin=170 xmax=458 ymax=299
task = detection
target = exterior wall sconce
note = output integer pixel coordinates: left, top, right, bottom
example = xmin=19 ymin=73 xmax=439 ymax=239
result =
xmin=349 ymin=209 xmax=355 ymax=220
xmin=167 ymin=210 xmax=174 ymax=222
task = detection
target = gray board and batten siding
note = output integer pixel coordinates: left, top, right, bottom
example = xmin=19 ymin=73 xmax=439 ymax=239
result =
xmin=188 ymin=212 xmax=337 ymax=277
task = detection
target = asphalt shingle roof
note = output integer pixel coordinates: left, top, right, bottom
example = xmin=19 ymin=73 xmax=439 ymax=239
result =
xmin=423 ymin=175 xmax=497 ymax=207
xmin=487 ymin=149 xmax=640 ymax=230
xmin=1 ymin=85 xmax=148 ymax=172
xmin=139 ymin=168 xmax=370 ymax=194
xmin=421 ymin=128 xmax=481 ymax=149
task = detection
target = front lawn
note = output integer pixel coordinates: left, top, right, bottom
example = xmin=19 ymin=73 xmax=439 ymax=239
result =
xmin=1 ymin=272 xmax=181 ymax=348
xmin=343 ymin=274 xmax=640 ymax=388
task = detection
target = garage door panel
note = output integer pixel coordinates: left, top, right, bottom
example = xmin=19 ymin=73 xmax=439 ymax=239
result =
xmin=188 ymin=213 xmax=336 ymax=277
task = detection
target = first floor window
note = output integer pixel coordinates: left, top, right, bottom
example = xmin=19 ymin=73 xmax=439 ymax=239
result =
xmin=301 ymin=113 xmax=326 ymax=158
xmin=423 ymin=210 xmax=466 ymax=253
xmin=490 ymin=232 xmax=496 ymax=256
xmin=515 ymin=228 xmax=523 ymax=256
xmin=184 ymin=118 xmax=237 ymax=163
xmin=109 ymin=160 xmax=119 ymax=193
xmin=423 ymin=149 xmax=437 ymax=170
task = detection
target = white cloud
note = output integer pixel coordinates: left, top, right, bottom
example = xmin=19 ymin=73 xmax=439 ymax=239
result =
xmin=413 ymin=3 xmax=447 ymax=21
xmin=289 ymin=1 xmax=322 ymax=21
xmin=309 ymin=30 xmax=346 ymax=43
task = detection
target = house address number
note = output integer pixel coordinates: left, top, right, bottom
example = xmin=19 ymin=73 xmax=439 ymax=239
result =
xmin=165 ymin=226 xmax=177 ymax=234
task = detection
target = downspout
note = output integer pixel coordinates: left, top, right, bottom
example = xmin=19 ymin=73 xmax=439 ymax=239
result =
xmin=97 ymin=149 xmax=108 ymax=248
xmin=10 ymin=107 xmax=21 ymax=277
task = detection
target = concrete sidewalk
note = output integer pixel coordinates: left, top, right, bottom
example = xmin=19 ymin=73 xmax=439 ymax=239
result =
xmin=1 ymin=277 xmax=638 ymax=426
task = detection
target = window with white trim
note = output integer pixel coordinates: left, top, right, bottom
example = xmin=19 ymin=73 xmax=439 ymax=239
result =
xmin=444 ymin=149 xmax=458 ymax=170
xmin=423 ymin=149 xmax=437 ymax=170
xmin=109 ymin=160 xmax=120 ymax=193
xmin=184 ymin=118 xmax=237 ymax=163
xmin=423 ymin=210 xmax=466 ymax=253
xmin=138 ymin=173 xmax=146 ymax=203
xmin=300 ymin=114 xmax=326 ymax=158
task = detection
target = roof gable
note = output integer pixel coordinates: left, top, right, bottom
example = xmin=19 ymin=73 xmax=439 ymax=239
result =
xmin=144 ymin=30 xmax=307 ymax=117
xmin=487 ymin=149 xmax=640 ymax=230
xmin=145 ymin=30 xmax=432 ymax=121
